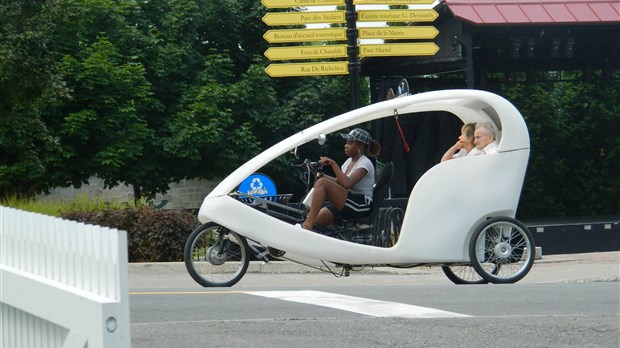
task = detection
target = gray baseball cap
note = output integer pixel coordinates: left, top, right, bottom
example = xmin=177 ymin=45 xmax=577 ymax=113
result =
xmin=341 ymin=128 xmax=372 ymax=145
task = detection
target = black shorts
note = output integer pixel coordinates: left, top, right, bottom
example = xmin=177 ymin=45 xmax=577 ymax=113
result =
xmin=325 ymin=192 xmax=372 ymax=220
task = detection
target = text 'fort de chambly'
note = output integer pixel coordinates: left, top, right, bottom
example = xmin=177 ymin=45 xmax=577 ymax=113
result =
xmin=300 ymin=46 xmax=345 ymax=56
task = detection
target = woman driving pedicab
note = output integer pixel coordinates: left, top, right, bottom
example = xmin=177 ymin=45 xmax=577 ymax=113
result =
xmin=300 ymin=128 xmax=381 ymax=230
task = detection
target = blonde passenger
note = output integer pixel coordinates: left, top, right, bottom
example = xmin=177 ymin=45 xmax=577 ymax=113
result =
xmin=441 ymin=123 xmax=477 ymax=162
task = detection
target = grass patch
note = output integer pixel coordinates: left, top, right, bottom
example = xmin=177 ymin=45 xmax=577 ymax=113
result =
xmin=1 ymin=194 xmax=132 ymax=217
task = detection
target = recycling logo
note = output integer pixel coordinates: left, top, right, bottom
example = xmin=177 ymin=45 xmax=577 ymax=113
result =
xmin=247 ymin=177 xmax=268 ymax=195
xmin=239 ymin=173 xmax=276 ymax=197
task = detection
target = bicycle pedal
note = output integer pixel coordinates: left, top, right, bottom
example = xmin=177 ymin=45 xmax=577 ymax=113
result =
xmin=256 ymin=250 xmax=270 ymax=262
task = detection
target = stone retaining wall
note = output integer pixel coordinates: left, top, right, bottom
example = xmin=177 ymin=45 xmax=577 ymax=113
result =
xmin=37 ymin=177 xmax=217 ymax=210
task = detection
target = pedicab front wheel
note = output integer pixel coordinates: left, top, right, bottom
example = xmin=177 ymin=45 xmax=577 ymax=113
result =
xmin=184 ymin=222 xmax=250 ymax=287
xmin=469 ymin=217 xmax=535 ymax=284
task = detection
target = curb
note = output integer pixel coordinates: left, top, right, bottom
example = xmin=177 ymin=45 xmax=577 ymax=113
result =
xmin=127 ymin=251 xmax=618 ymax=276
xmin=127 ymin=260 xmax=439 ymax=275
xmin=128 ymin=261 xmax=374 ymax=275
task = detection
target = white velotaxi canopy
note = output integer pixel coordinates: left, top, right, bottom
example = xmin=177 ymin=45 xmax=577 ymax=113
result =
xmin=197 ymin=89 xmax=530 ymax=265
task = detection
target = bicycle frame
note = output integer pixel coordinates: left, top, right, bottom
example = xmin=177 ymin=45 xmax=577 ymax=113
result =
xmin=197 ymin=90 xmax=530 ymax=267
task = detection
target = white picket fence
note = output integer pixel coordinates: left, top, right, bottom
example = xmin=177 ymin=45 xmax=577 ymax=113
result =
xmin=0 ymin=206 xmax=130 ymax=348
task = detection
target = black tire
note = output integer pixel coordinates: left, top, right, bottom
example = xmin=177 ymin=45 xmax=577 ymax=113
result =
xmin=469 ymin=217 xmax=535 ymax=284
xmin=442 ymin=265 xmax=490 ymax=284
xmin=184 ymin=222 xmax=249 ymax=287
xmin=372 ymin=207 xmax=403 ymax=247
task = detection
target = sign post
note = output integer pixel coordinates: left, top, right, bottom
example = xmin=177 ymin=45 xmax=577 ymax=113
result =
xmin=261 ymin=1 xmax=440 ymax=109
xmin=346 ymin=0 xmax=360 ymax=109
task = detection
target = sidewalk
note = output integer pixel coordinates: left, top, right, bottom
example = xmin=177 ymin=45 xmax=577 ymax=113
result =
xmin=520 ymin=251 xmax=619 ymax=284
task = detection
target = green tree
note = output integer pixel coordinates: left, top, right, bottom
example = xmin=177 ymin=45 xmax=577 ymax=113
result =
xmin=0 ymin=0 xmax=382 ymax=207
xmin=56 ymin=37 xmax=155 ymax=190
xmin=503 ymin=74 xmax=620 ymax=218
xmin=0 ymin=0 xmax=66 ymax=197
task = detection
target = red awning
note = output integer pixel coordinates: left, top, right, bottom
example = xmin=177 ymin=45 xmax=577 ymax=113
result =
xmin=443 ymin=0 xmax=620 ymax=24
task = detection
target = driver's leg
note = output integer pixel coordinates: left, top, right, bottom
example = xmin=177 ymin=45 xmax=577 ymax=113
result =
xmin=302 ymin=178 xmax=347 ymax=230
xmin=314 ymin=207 xmax=336 ymax=226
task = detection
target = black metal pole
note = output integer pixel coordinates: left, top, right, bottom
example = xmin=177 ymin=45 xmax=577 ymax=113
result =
xmin=345 ymin=0 xmax=360 ymax=110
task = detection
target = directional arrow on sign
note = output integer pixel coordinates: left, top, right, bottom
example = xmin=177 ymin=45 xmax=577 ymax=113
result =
xmin=357 ymin=9 xmax=438 ymax=22
xmin=359 ymin=26 xmax=438 ymax=40
xmin=263 ymin=28 xmax=347 ymax=43
xmin=265 ymin=62 xmax=349 ymax=77
xmin=265 ymin=44 xmax=348 ymax=60
xmin=262 ymin=11 xmax=346 ymax=26
xmin=359 ymin=43 xmax=439 ymax=57
xmin=262 ymin=0 xmax=344 ymax=8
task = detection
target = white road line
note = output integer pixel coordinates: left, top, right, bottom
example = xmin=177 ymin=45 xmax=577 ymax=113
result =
xmin=245 ymin=290 xmax=470 ymax=318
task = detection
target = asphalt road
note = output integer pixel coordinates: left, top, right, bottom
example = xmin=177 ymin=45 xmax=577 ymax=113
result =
xmin=129 ymin=252 xmax=619 ymax=348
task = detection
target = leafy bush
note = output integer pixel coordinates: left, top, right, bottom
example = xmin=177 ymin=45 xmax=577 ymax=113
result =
xmin=62 ymin=207 xmax=200 ymax=262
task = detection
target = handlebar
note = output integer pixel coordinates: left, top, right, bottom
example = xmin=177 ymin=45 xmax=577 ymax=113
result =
xmin=292 ymin=158 xmax=321 ymax=169
xmin=293 ymin=159 xmax=323 ymax=176
xmin=293 ymin=159 xmax=324 ymax=193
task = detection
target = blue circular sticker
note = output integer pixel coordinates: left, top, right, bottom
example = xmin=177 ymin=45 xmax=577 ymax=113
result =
xmin=238 ymin=174 xmax=277 ymax=197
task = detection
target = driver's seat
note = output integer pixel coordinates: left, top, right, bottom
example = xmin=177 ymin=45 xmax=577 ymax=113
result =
xmin=342 ymin=161 xmax=394 ymax=224
xmin=368 ymin=161 xmax=394 ymax=221
xmin=313 ymin=162 xmax=394 ymax=240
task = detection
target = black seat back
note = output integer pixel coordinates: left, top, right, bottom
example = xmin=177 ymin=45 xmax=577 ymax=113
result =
xmin=368 ymin=162 xmax=394 ymax=219
xmin=336 ymin=162 xmax=394 ymax=225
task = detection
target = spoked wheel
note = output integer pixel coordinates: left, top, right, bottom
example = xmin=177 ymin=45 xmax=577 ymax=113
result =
xmin=371 ymin=207 xmax=403 ymax=247
xmin=184 ymin=222 xmax=249 ymax=287
xmin=469 ymin=217 xmax=535 ymax=284
xmin=442 ymin=265 xmax=490 ymax=284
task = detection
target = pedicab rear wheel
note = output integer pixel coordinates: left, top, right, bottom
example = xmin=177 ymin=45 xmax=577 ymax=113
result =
xmin=184 ymin=222 xmax=249 ymax=287
xmin=442 ymin=265 xmax=490 ymax=284
xmin=469 ymin=217 xmax=535 ymax=284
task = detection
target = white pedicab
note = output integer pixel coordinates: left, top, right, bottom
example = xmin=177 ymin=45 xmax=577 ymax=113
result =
xmin=184 ymin=89 xmax=535 ymax=287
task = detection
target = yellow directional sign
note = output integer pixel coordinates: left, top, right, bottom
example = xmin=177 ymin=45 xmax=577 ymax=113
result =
xmin=262 ymin=0 xmax=344 ymax=8
xmin=354 ymin=0 xmax=435 ymax=4
xmin=359 ymin=26 xmax=438 ymax=40
xmin=265 ymin=44 xmax=348 ymax=60
xmin=264 ymin=28 xmax=347 ymax=43
xmin=265 ymin=62 xmax=349 ymax=77
xmin=357 ymin=9 xmax=438 ymax=22
xmin=359 ymin=42 xmax=439 ymax=57
xmin=262 ymin=11 xmax=345 ymax=26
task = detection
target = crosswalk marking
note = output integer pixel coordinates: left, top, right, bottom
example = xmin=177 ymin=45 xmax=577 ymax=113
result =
xmin=245 ymin=290 xmax=470 ymax=318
